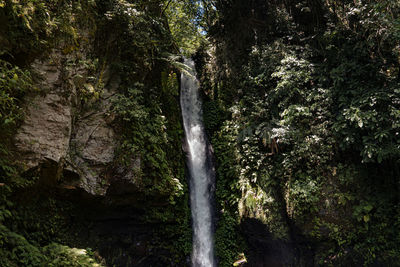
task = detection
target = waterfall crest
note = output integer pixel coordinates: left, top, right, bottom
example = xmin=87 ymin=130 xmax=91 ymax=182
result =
xmin=181 ymin=58 xmax=216 ymax=267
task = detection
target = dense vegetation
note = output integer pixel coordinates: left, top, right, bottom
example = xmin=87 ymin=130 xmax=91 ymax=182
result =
xmin=1 ymin=0 xmax=399 ymax=266
xmin=198 ymin=0 xmax=400 ymax=266
xmin=0 ymin=0 xmax=192 ymax=265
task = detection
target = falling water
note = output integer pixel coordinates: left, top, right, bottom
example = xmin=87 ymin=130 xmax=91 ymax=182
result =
xmin=181 ymin=58 xmax=216 ymax=267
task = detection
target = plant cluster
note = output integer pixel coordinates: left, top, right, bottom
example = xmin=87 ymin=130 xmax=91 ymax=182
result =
xmin=0 ymin=0 xmax=193 ymax=265
xmin=202 ymin=0 xmax=400 ymax=265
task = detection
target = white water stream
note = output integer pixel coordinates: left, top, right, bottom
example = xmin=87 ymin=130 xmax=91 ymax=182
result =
xmin=181 ymin=58 xmax=216 ymax=267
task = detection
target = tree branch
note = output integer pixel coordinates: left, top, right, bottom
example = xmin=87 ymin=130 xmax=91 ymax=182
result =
xmin=160 ymin=0 xmax=173 ymax=17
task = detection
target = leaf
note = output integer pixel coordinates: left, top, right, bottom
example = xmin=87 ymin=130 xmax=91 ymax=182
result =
xmin=362 ymin=204 xmax=372 ymax=213
xmin=363 ymin=214 xmax=370 ymax=223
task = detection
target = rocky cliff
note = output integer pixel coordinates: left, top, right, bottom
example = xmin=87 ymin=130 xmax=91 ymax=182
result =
xmin=14 ymin=48 xmax=129 ymax=196
xmin=0 ymin=1 xmax=190 ymax=266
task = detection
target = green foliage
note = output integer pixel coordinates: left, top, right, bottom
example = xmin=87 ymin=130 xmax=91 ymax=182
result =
xmin=0 ymin=59 xmax=39 ymax=198
xmin=0 ymin=58 xmax=43 ymax=267
xmin=100 ymin=0 xmax=187 ymax=202
xmin=43 ymin=243 xmax=103 ymax=267
xmin=0 ymin=224 xmax=46 ymax=267
xmin=0 ymin=59 xmax=33 ymax=134
xmin=3 ymin=0 xmax=397 ymax=265
xmin=147 ymin=195 xmax=192 ymax=264
xmin=213 ymin=120 xmax=240 ymax=210
xmin=0 ymin=224 xmax=103 ymax=267
xmin=0 ymin=0 xmax=97 ymax=60
xmin=215 ymin=213 xmax=244 ymax=267
xmin=211 ymin=119 xmax=247 ymax=266
xmin=0 ymin=0 xmax=191 ymax=265
xmin=0 ymin=59 xmax=35 ymax=190
xmin=113 ymin=83 xmax=184 ymax=198
xmin=0 ymin=188 xmax=140 ymax=266
xmin=97 ymin=1 xmax=192 ymax=262
xmin=205 ymin=0 xmax=400 ymax=265
xmin=203 ymin=100 xmax=225 ymax=136
xmin=165 ymin=0 xmax=206 ymax=56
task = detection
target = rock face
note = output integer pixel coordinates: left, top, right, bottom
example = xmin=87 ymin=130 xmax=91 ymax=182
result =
xmin=69 ymin=82 xmax=119 ymax=195
xmin=15 ymin=93 xmax=72 ymax=169
xmin=15 ymin=52 xmax=72 ymax=171
xmin=14 ymin=50 xmax=129 ymax=196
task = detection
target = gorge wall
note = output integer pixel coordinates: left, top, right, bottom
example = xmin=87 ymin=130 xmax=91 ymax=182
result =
xmin=0 ymin=1 xmax=190 ymax=266
xmin=198 ymin=1 xmax=400 ymax=266
xmin=1 ymin=1 xmax=400 ymax=267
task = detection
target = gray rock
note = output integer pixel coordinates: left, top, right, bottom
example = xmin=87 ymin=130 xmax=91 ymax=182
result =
xmin=15 ymin=93 xmax=72 ymax=170
xmin=15 ymin=53 xmax=72 ymax=170
xmin=14 ymin=50 xmax=140 ymax=196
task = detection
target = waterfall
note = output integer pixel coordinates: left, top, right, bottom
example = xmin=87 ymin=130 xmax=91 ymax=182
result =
xmin=181 ymin=58 xmax=216 ymax=267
